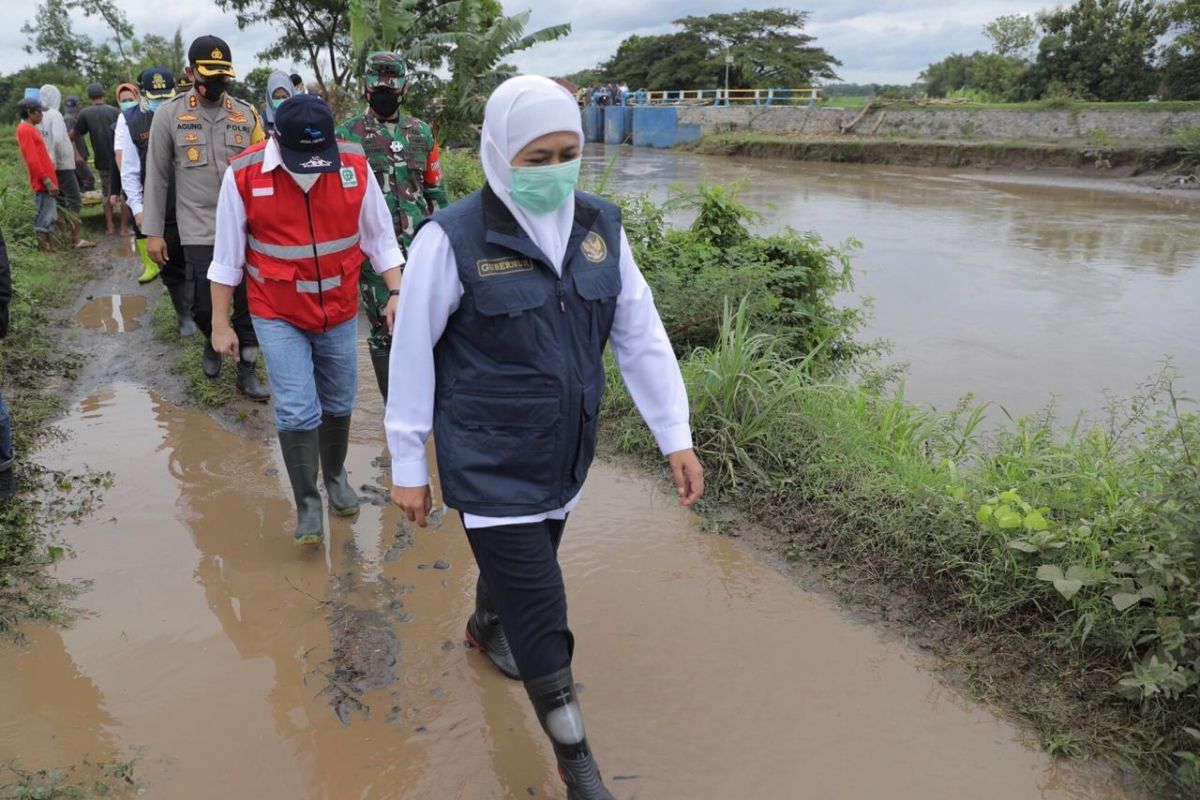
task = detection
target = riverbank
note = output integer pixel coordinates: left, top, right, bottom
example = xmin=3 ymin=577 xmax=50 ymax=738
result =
xmin=690 ymin=132 xmax=1198 ymax=182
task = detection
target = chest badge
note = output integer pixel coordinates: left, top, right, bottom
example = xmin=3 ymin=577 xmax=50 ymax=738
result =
xmin=389 ymin=140 xmax=404 ymax=154
xmin=340 ymin=167 xmax=358 ymax=188
xmin=234 ymin=133 xmax=245 ymax=145
xmin=228 ymin=112 xmax=247 ymax=124
xmin=186 ymin=146 xmax=201 ymax=162
xmin=581 ymin=231 xmax=608 ymax=263
xmin=177 ymin=112 xmax=199 ymax=122
xmin=184 ymin=134 xmax=199 ymax=143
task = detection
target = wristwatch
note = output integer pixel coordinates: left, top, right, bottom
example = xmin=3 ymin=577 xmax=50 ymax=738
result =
xmin=388 ymin=289 xmax=400 ymax=297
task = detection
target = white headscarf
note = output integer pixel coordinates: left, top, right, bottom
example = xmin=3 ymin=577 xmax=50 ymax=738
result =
xmin=481 ymin=76 xmax=584 ymax=271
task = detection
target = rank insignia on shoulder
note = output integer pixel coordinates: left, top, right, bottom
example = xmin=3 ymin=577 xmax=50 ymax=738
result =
xmin=177 ymin=113 xmax=199 ymax=122
xmin=224 ymin=96 xmax=233 ymax=111
xmin=339 ymin=167 xmax=358 ymax=188
xmin=581 ymin=231 xmax=608 ymax=263
xmin=188 ymin=95 xmax=198 ymax=109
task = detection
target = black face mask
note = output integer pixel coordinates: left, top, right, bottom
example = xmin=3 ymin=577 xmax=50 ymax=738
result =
xmin=368 ymin=89 xmax=400 ymax=119
xmin=196 ymin=77 xmax=229 ymax=101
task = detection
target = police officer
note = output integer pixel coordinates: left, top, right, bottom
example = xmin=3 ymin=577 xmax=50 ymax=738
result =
xmin=142 ymin=35 xmax=269 ymax=401
xmin=336 ymin=51 xmax=449 ymax=400
xmin=208 ymin=95 xmax=404 ymax=544
xmin=386 ymin=76 xmax=704 ymax=800
xmin=120 ymin=66 xmax=197 ymax=337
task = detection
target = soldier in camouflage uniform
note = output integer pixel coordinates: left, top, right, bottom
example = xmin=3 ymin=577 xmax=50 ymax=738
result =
xmin=336 ymin=51 xmax=449 ymax=400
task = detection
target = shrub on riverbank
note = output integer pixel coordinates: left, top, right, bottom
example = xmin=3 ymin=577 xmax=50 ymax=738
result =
xmin=602 ymin=187 xmax=1200 ymax=797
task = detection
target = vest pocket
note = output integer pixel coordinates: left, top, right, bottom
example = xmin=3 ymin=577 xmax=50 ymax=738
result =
xmin=471 ymin=280 xmax=547 ymax=364
xmin=447 ymin=384 xmax=561 ymax=505
xmin=175 ymin=130 xmax=208 ymax=168
xmin=571 ymin=382 xmax=603 ymax=486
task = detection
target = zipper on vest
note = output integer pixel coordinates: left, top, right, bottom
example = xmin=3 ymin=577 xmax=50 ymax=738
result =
xmin=304 ymin=193 xmax=330 ymax=331
xmin=556 ymin=279 xmax=565 ymax=312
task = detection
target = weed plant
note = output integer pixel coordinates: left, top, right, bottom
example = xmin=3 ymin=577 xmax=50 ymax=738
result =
xmin=601 ymin=185 xmax=1200 ymax=796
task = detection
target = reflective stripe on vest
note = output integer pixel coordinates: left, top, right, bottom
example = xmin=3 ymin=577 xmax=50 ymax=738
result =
xmin=296 ymin=275 xmax=342 ymax=294
xmin=247 ymin=232 xmax=360 ymax=260
xmin=232 ymin=149 xmax=267 ymax=172
xmin=246 ymin=263 xmax=263 ymax=283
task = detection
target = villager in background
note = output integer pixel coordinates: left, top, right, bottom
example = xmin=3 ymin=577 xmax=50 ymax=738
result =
xmin=39 ymin=84 xmax=94 ymax=249
xmin=259 ymin=70 xmax=296 ymax=137
xmin=120 ymin=66 xmax=197 ymax=336
xmin=336 ymin=50 xmax=448 ymax=401
xmin=142 ymin=35 xmax=269 ymax=401
xmin=72 ymin=83 xmax=124 ymax=236
xmin=209 ymin=95 xmax=403 ymax=544
xmin=386 ymin=76 xmax=704 ymax=800
xmin=16 ymin=98 xmax=59 ymax=253
xmin=63 ymin=95 xmax=96 ymax=194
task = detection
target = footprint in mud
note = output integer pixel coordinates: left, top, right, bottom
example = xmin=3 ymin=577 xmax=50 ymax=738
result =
xmin=320 ymin=602 xmax=402 ymax=726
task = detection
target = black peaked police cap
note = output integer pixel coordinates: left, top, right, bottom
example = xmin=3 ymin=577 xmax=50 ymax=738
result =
xmin=274 ymin=94 xmax=341 ymax=174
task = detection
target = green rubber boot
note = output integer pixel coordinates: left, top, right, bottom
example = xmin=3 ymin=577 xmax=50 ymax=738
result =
xmin=135 ymin=238 xmax=160 ymax=284
xmin=317 ymin=414 xmax=359 ymax=516
xmin=277 ymin=429 xmax=324 ymax=545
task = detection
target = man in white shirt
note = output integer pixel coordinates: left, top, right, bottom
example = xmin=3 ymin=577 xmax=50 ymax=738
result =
xmin=209 ymin=95 xmax=404 ymax=545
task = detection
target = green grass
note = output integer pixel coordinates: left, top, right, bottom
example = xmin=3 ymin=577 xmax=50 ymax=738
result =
xmin=599 ymin=184 xmax=1200 ymax=798
xmin=819 ymin=97 xmax=1200 ymax=112
xmin=0 ymin=126 xmax=112 ymax=635
xmin=1 ymin=757 xmax=140 ymax=798
xmin=150 ymin=296 xmax=245 ymax=409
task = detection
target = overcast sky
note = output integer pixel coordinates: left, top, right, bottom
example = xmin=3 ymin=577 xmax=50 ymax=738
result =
xmin=2 ymin=1 xmax=1046 ymax=85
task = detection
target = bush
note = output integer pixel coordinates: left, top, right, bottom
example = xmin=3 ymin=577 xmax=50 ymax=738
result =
xmin=438 ymin=148 xmax=486 ymax=199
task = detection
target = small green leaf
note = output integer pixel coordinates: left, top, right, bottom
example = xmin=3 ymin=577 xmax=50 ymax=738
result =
xmin=47 ymin=546 xmax=65 ymax=562
xmin=997 ymin=509 xmax=1023 ymax=529
xmin=1023 ymin=510 xmax=1049 ymax=531
xmin=1065 ymin=565 xmax=1097 ymax=584
xmin=1053 ymin=579 xmax=1084 ymax=601
xmin=976 ymin=505 xmax=994 ymax=523
xmin=999 ymin=490 xmax=1021 ymax=503
xmin=1112 ymin=592 xmax=1141 ymax=611
xmin=1184 ymin=727 xmax=1200 ymax=743
xmin=1007 ymin=540 xmax=1040 ymax=553
xmin=1037 ymin=565 xmax=1065 ymax=582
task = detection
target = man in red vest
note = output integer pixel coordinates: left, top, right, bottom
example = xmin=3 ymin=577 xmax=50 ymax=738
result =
xmin=208 ymin=95 xmax=404 ymax=545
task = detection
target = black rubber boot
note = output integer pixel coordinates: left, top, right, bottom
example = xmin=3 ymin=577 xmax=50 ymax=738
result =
xmin=202 ymin=341 xmax=222 ymax=378
xmin=465 ymin=578 xmax=521 ymax=680
xmin=317 ymin=414 xmax=359 ymax=516
xmin=525 ymin=667 xmax=615 ymax=800
xmin=0 ymin=458 xmax=15 ymax=502
xmin=369 ymin=348 xmax=389 ymax=401
xmin=167 ymin=283 xmax=198 ymax=338
xmin=277 ymin=429 xmax=323 ymax=545
xmin=236 ymin=347 xmax=270 ymax=403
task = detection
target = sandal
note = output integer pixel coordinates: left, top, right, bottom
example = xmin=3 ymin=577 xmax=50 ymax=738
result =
xmin=74 ymin=239 xmax=97 ymax=249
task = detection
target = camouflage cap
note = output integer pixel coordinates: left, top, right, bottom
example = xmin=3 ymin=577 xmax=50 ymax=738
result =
xmin=365 ymin=51 xmax=407 ymax=88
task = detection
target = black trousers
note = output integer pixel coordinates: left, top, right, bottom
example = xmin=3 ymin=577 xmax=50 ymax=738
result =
xmin=465 ymin=518 xmax=573 ymax=681
xmin=135 ymin=221 xmax=187 ymax=289
xmin=184 ymin=244 xmax=256 ymax=347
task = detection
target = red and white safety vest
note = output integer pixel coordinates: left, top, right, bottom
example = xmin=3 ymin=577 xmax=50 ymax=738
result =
xmin=231 ymin=139 xmax=371 ymax=333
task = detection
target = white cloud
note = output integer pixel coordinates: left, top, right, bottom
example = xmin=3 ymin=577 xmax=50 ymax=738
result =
xmin=2 ymin=1 xmax=1045 ymax=87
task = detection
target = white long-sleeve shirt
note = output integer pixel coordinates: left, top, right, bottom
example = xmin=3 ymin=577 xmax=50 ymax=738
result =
xmin=207 ymin=138 xmax=405 ymax=287
xmin=385 ymin=221 xmax=693 ymax=529
xmin=118 ymin=117 xmax=144 ymax=214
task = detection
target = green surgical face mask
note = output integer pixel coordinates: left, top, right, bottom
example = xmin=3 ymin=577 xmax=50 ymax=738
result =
xmin=119 ymin=100 xmax=138 ymax=112
xmin=509 ymin=159 xmax=581 ymax=214
xmin=270 ymin=98 xmax=286 ymax=110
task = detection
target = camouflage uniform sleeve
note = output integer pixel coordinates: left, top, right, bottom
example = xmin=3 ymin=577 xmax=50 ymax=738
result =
xmin=419 ymin=122 xmax=450 ymax=209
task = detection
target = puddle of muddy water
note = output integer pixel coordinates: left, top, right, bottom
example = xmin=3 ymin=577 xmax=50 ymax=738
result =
xmin=0 ymin=380 xmax=1139 ymax=800
xmin=75 ymin=295 xmax=147 ymax=333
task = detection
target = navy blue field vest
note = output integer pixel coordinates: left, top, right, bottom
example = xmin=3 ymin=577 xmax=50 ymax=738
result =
xmin=126 ymin=107 xmax=177 ymax=224
xmin=430 ymin=186 xmax=624 ymax=517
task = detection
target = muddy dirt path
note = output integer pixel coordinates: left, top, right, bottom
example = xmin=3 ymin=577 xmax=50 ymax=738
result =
xmin=1 ymin=240 xmax=1140 ymax=799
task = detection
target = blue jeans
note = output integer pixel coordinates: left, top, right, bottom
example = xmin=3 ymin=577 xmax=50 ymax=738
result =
xmin=0 ymin=386 xmax=13 ymax=465
xmin=251 ymin=315 xmax=358 ymax=432
xmin=34 ymin=191 xmax=57 ymax=233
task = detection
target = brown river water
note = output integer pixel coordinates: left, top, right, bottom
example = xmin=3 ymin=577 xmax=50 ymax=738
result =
xmin=581 ymin=145 xmax=1200 ymax=419
xmin=0 ymin=364 xmax=1138 ymax=799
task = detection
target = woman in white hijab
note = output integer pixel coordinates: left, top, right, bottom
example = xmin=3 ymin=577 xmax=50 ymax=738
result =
xmin=386 ymin=75 xmax=703 ymax=799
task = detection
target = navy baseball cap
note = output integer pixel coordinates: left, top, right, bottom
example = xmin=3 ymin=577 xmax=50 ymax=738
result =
xmin=139 ymin=66 xmax=176 ymax=99
xmin=274 ymin=94 xmax=340 ymax=174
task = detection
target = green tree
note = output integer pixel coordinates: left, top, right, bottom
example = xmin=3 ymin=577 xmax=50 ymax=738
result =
xmin=674 ymin=8 xmax=840 ymax=88
xmin=1028 ymin=0 xmax=1168 ymax=100
xmin=216 ymin=0 xmax=354 ymax=93
xmin=1162 ymin=0 xmax=1200 ymax=98
xmin=601 ymin=32 xmax=711 ymax=89
xmin=20 ymin=0 xmax=95 ymax=71
xmin=983 ymin=14 xmax=1039 ymax=58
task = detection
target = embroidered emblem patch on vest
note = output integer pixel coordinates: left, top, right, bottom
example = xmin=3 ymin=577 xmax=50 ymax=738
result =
xmin=234 ymin=133 xmax=244 ymax=145
xmin=339 ymin=167 xmax=358 ymax=188
xmin=477 ymin=257 xmax=535 ymax=277
xmin=177 ymin=112 xmax=198 ymax=122
xmin=186 ymin=146 xmax=201 ymax=162
xmin=581 ymin=231 xmax=607 ymax=263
